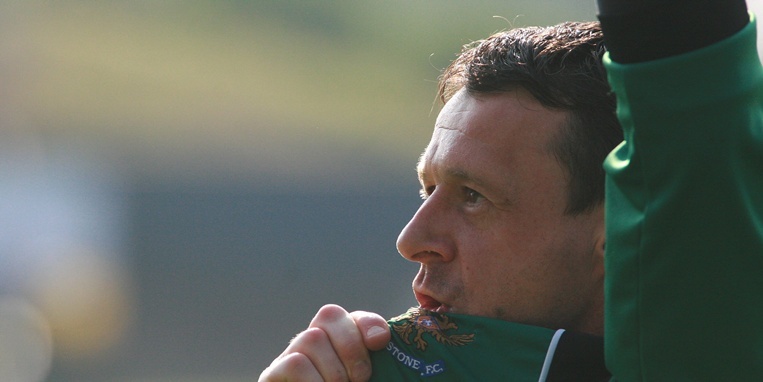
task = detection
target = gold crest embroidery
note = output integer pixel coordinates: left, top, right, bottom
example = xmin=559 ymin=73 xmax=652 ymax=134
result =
xmin=391 ymin=307 xmax=475 ymax=351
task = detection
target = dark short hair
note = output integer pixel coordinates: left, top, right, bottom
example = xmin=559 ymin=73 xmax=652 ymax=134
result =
xmin=438 ymin=21 xmax=622 ymax=215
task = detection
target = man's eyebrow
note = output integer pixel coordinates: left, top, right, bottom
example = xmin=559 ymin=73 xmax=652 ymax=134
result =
xmin=445 ymin=168 xmax=489 ymax=188
xmin=417 ymin=163 xmax=489 ymax=189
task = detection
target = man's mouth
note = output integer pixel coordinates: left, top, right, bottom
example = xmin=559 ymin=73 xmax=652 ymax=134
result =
xmin=414 ymin=291 xmax=450 ymax=313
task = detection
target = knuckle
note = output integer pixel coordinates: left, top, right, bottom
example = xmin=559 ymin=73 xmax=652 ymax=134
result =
xmin=281 ymin=352 xmax=313 ymax=371
xmin=314 ymin=304 xmax=347 ymax=322
xmin=259 ymin=352 xmax=314 ymax=381
xmin=299 ymin=327 xmax=330 ymax=346
xmin=287 ymin=328 xmax=329 ymax=354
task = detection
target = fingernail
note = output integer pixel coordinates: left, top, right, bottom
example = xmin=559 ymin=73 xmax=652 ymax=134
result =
xmin=366 ymin=325 xmax=386 ymax=339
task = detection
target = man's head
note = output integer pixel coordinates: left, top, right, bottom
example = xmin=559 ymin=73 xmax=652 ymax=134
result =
xmin=440 ymin=21 xmax=620 ymax=215
xmin=396 ymin=22 xmax=622 ymax=335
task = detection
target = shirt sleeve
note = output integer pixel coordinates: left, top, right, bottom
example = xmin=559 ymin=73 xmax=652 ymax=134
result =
xmin=596 ymin=0 xmax=748 ymax=63
xmin=602 ymin=13 xmax=763 ymax=381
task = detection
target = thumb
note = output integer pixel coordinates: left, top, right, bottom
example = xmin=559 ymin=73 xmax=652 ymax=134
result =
xmin=350 ymin=311 xmax=390 ymax=351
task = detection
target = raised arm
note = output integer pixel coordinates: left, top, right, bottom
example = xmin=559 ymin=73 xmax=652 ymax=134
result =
xmin=597 ymin=0 xmax=763 ymax=380
xmin=596 ymin=0 xmax=748 ymax=63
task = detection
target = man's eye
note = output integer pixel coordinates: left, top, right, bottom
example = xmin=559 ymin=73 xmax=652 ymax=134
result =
xmin=465 ymin=188 xmax=484 ymax=204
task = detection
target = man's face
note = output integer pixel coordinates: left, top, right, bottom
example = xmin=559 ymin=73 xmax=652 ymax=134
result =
xmin=396 ymin=88 xmax=605 ymax=335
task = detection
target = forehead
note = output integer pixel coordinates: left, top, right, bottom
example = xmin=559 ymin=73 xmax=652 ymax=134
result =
xmin=419 ymin=89 xmax=568 ymax=180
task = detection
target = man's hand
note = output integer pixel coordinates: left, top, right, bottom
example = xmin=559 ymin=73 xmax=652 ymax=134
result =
xmin=259 ymin=304 xmax=390 ymax=382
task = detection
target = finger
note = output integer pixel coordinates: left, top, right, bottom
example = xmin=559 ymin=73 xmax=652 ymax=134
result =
xmin=259 ymin=352 xmax=323 ymax=382
xmin=281 ymin=327 xmax=348 ymax=381
xmin=350 ymin=310 xmax=390 ymax=351
xmin=309 ymin=304 xmax=372 ymax=382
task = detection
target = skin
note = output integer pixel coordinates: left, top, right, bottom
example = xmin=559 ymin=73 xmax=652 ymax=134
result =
xmin=260 ymin=88 xmax=605 ymax=381
xmin=259 ymin=305 xmax=389 ymax=382
xmin=399 ymin=88 xmax=605 ymax=334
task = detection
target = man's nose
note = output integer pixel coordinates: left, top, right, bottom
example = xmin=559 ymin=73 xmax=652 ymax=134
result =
xmin=396 ymin=193 xmax=455 ymax=264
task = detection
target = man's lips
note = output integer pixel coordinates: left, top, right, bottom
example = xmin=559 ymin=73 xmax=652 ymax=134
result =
xmin=414 ymin=291 xmax=450 ymax=313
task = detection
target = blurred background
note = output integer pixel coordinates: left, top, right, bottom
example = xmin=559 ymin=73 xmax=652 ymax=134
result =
xmin=1 ymin=1 xmax=758 ymax=381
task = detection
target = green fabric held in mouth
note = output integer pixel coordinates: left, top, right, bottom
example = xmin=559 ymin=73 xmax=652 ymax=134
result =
xmin=369 ymin=307 xmax=560 ymax=381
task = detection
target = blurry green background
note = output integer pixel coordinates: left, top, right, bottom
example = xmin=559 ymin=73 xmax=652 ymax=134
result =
xmin=0 ymin=1 xmax=604 ymax=381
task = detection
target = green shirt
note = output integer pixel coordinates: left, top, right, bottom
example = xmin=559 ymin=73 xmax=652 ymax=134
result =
xmin=370 ymin=308 xmax=559 ymax=381
xmin=603 ymin=14 xmax=763 ymax=381
xmin=369 ymin=307 xmax=608 ymax=381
